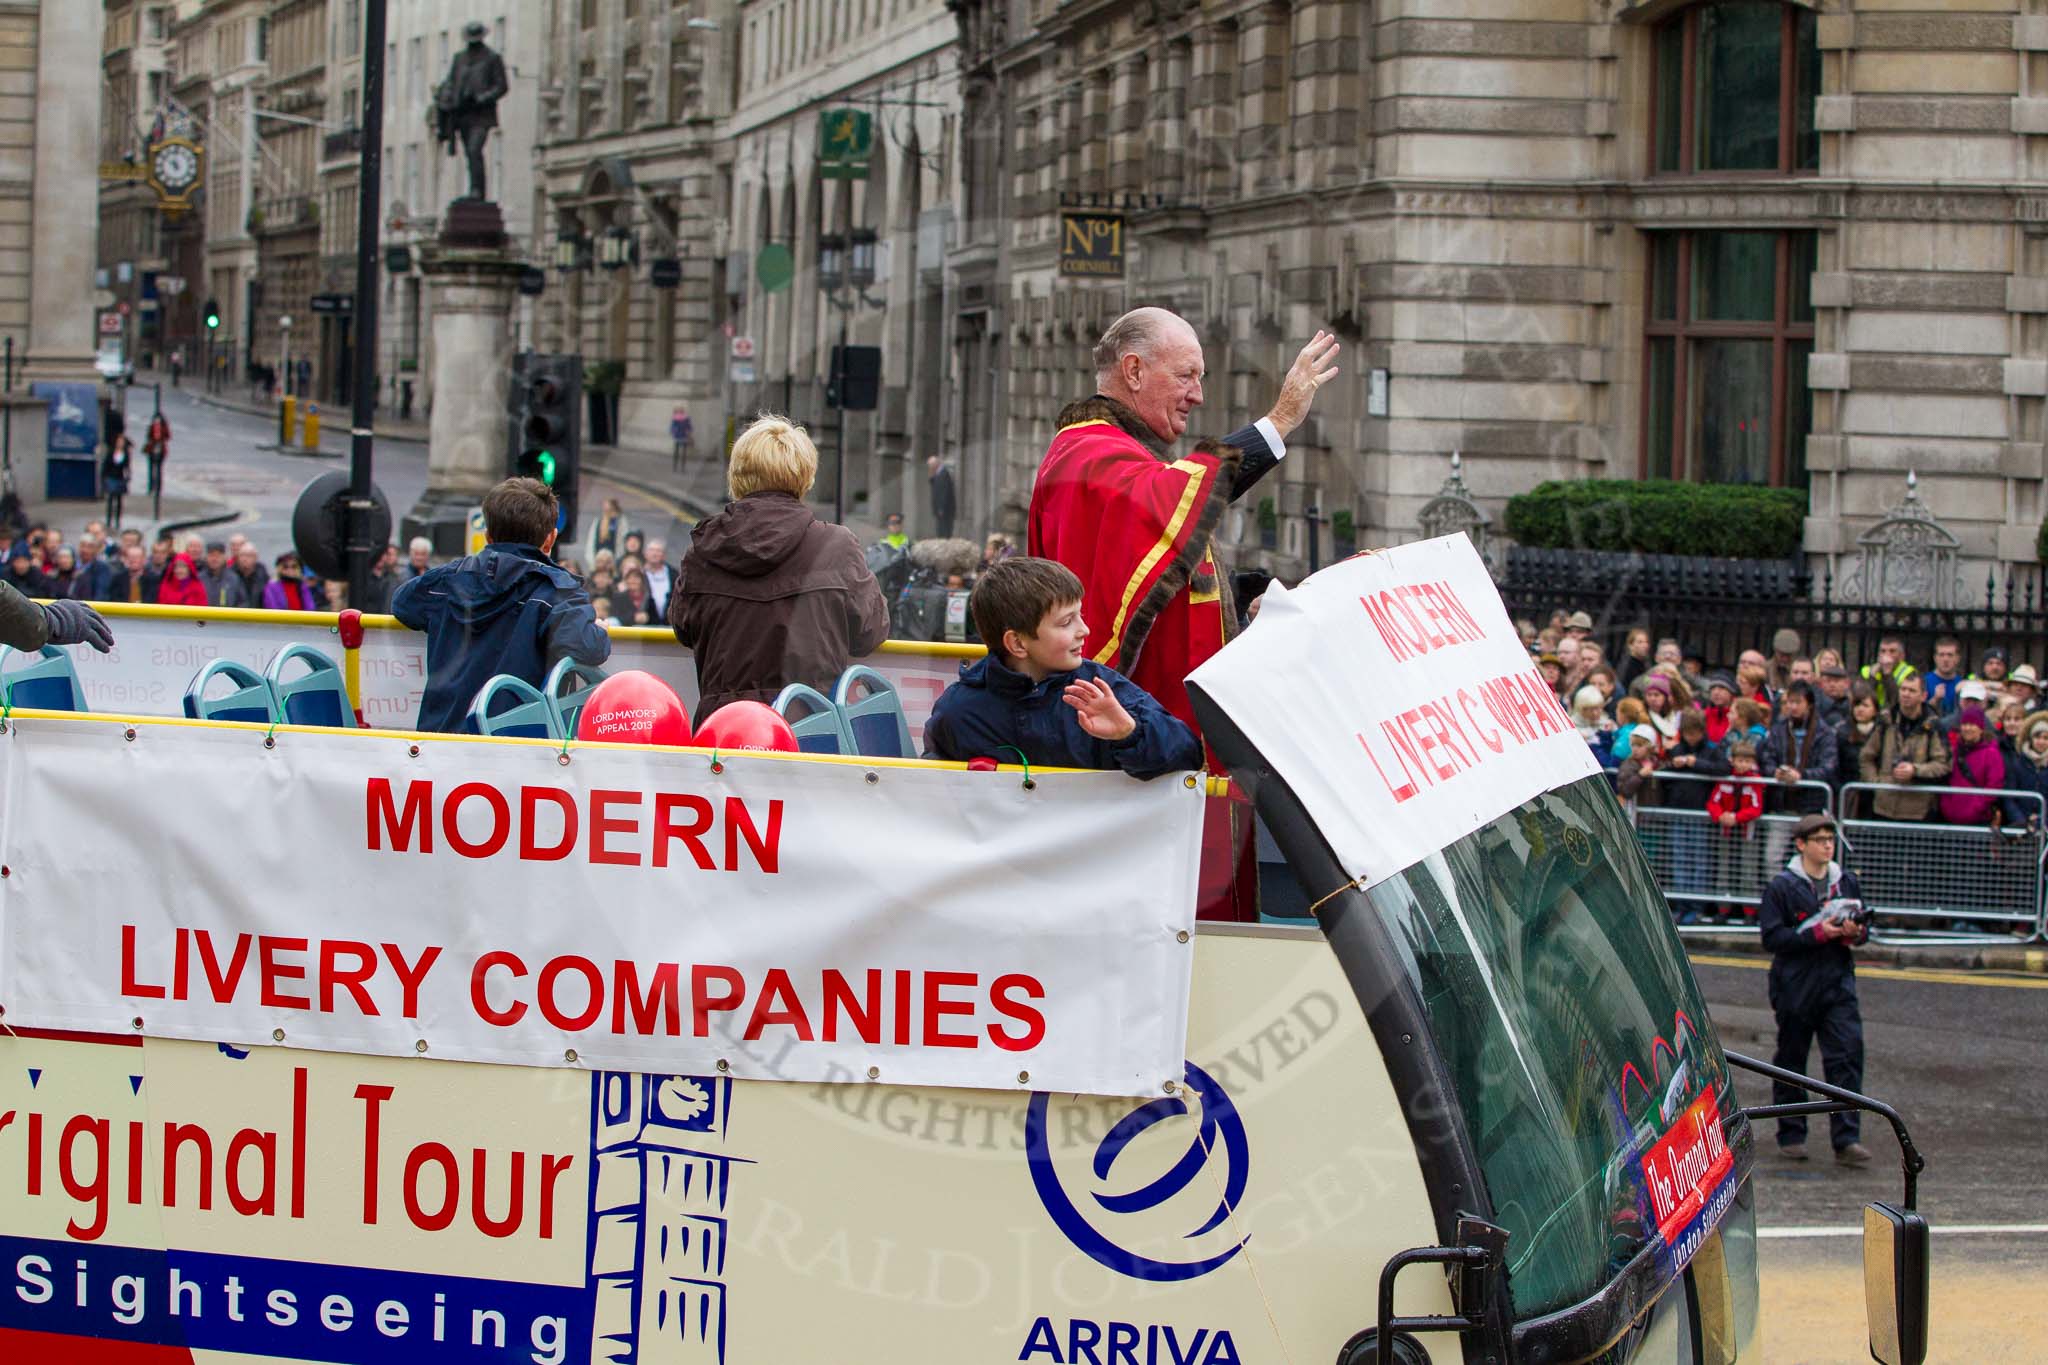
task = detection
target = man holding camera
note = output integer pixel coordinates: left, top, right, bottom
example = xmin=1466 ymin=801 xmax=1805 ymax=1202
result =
xmin=1759 ymin=812 xmax=1872 ymax=1166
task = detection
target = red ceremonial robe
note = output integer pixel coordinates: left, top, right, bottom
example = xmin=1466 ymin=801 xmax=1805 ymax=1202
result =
xmin=1029 ymin=397 xmax=1254 ymax=920
xmin=1028 ymin=397 xmax=1240 ymax=736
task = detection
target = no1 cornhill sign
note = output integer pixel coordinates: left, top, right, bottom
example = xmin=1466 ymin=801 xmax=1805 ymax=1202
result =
xmin=1059 ymin=211 xmax=1125 ymax=279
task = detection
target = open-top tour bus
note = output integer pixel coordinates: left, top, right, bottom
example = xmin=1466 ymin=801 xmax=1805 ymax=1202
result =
xmin=0 ymin=535 xmax=1925 ymax=1365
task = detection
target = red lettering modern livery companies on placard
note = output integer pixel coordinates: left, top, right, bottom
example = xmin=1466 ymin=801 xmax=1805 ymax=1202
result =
xmin=1354 ymin=665 xmax=1576 ymax=805
xmin=1188 ymin=534 xmax=1602 ymax=892
xmin=1357 ymin=578 xmax=1487 ymax=662
xmin=365 ymin=778 xmax=783 ymax=873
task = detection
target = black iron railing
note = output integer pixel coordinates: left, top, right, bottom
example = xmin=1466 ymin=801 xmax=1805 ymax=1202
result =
xmin=1498 ymin=546 xmax=2048 ymax=672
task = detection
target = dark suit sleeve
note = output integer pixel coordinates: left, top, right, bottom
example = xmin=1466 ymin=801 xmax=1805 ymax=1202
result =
xmin=1222 ymin=424 xmax=1281 ymax=501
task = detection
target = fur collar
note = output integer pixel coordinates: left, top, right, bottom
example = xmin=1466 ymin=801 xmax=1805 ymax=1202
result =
xmin=1054 ymin=395 xmax=1171 ymax=458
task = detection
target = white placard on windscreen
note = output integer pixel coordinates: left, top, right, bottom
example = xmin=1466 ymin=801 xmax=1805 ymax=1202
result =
xmin=1189 ymin=534 xmax=1600 ymax=890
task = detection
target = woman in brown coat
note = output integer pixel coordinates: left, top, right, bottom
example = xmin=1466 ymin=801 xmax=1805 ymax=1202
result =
xmin=670 ymin=415 xmax=890 ymax=725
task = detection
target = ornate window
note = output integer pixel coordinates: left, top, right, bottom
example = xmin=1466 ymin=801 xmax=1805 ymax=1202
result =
xmin=1641 ymin=230 xmax=1816 ymax=487
xmin=1652 ymin=2 xmax=1819 ymax=175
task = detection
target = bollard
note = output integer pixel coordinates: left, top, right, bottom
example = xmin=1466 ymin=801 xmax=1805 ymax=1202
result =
xmin=302 ymin=402 xmax=320 ymax=450
xmin=278 ymin=395 xmax=296 ymax=445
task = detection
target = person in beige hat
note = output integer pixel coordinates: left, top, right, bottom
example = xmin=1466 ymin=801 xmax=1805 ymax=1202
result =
xmin=1564 ymin=609 xmax=1595 ymax=637
xmin=1767 ymin=627 xmax=1802 ymax=692
xmin=2005 ymin=663 xmax=2039 ymax=714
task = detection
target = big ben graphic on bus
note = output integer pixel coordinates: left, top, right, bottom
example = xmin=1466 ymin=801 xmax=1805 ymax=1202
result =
xmin=587 ymin=1072 xmax=746 ymax=1364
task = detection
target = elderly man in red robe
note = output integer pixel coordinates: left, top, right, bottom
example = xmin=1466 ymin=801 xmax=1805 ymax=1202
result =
xmin=1030 ymin=307 xmax=1338 ymax=919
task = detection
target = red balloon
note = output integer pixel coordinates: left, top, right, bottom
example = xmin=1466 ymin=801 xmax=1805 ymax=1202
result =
xmin=696 ymin=700 xmax=799 ymax=753
xmin=575 ymin=671 xmax=693 ymax=747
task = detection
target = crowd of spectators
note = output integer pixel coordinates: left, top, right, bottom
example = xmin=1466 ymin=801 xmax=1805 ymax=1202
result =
xmin=1533 ymin=609 xmax=2042 ymax=922
xmin=0 ymin=520 xmax=431 ymax=615
xmin=1 ymin=508 xmax=683 ymax=630
xmin=1535 ymin=612 xmax=2045 ymax=822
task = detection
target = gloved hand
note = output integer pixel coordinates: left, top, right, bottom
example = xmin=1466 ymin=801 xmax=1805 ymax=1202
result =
xmin=40 ymin=599 xmax=113 ymax=653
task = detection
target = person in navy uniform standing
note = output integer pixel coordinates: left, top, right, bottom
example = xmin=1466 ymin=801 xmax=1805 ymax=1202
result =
xmin=1758 ymin=812 xmax=1872 ymax=1166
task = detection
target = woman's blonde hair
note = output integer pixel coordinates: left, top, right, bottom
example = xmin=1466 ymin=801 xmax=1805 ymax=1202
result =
xmin=728 ymin=414 xmax=818 ymax=499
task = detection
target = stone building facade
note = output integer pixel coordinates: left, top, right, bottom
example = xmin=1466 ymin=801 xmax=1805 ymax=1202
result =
xmin=250 ymin=0 xmax=324 ymax=397
xmin=97 ymin=1 xmax=174 ymax=371
xmin=167 ymin=0 xmax=269 ymax=384
xmin=0 ymin=3 xmax=106 ymax=383
xmin=311 ymin=0 xmax=363 ymax=406
xmin=528 ymin=0 xmax=960 ymax=526
xmin=717 ymin=0 xmax=960 ymax=526
xmin=947 ymin=0 xmax=2048 ymax=585
xmin=528 ymin=0 xmax=739 ymax=460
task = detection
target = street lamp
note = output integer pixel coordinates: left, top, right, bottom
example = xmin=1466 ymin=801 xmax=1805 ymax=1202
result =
xmin=818 ymin=228 xmax=883 ymax=526
xmin=554 ymin=233 xmax=589 ymax=273
xmin=279 ymin=313 xmax=292 ymax=400
xmin=848 ymin=230 xmax=877 ymax=291
xmin=598 ymin=226 xmax=637 ymax=271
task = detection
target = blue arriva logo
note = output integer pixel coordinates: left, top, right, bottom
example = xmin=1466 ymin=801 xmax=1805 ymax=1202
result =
xmin=1026 ymin=1062 xmax=1250 ymax=1282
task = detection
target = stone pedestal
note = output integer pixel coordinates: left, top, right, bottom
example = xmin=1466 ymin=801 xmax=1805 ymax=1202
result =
xmin=400 ymin=226 xmax=524 ymax=556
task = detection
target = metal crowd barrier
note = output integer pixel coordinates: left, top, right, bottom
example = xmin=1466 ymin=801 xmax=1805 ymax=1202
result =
xmin=1622 ymin=773 xmax=1835 ymax=930
xmin=1834 ymin=782 xmax=2046 ymax=939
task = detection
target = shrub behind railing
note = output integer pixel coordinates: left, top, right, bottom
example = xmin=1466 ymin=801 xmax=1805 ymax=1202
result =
xmin=1503 ymin=480 xmax=1806 ymax=560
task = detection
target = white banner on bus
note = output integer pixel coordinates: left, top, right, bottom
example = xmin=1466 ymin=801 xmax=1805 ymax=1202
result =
xmin=1189 ymin=534 xmax=1599 ymax=890
xmin=0 ymin=717 xmax=1203 ymax=1096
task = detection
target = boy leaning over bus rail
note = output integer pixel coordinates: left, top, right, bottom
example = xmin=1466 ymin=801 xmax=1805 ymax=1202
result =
xmin=923 ymin=557 xmax=1201 ymax=781
xmin=391 ymin=477 xmax=610 ymax=733
xmin=1758 ymin=812 xmax=1873 ymax=1168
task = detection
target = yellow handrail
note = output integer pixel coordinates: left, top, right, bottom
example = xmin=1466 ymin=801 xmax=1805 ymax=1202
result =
xmin=76 ymin=601 xmax=990 ymax=656
xmin=0 ymin=706 xmax=1092 ymax=776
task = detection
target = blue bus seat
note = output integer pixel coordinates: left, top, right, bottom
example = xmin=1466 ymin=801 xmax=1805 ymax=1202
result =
xmin=544 ymin=657 xmax=609 ymax=738
xmin=182 ymin=659 xmax=278 ymax=724
xmin=266 ymin=644 xmax=352 ymax=728
xmin=832 ymin=665 xmax=914 ymax=758
xmin=465 ymin=675 xmax=558 ymax=740
xmin=0 ymin=645 xmax=87 ymax=712
xmin=772 ymin=683 xmax=854 ymax=755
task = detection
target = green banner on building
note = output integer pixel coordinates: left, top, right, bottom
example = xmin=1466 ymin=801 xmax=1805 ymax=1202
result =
xmin=818 ymin=109 xmax=874 ymax=180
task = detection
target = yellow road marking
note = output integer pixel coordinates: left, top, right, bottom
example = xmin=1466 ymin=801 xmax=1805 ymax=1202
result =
xmin=1690 ymin=952 xmax=2048 ymax=990
xmin=588 ymin=472 xmax=698 ymax=528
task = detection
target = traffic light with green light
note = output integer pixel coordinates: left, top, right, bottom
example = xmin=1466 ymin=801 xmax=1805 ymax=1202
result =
xmin=505 ymin=353 xmax=582 ymax=540
xmin=203 ymin=298 xmax=221 ymax=331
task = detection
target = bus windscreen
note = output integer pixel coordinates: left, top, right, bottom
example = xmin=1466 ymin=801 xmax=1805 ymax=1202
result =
xmin=1365 ymin=774 xmax=1737 ymax=1318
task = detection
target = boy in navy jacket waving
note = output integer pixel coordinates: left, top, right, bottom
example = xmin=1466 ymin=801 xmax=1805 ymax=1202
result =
xmin=924 ymin=557 xmax=1200 ymax=780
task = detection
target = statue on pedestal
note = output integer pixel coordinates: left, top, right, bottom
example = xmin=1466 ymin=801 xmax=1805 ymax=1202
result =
xmin=434 ymin=21 xmax=508 ymax=204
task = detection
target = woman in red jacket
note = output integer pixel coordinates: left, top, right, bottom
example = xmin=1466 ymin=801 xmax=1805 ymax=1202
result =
xmin=156 ymin=552 xmax=208 ymax=607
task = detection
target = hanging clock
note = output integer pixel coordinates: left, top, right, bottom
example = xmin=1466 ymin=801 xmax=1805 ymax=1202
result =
xmin=147 ymin=137 xmax=203 ymax=207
